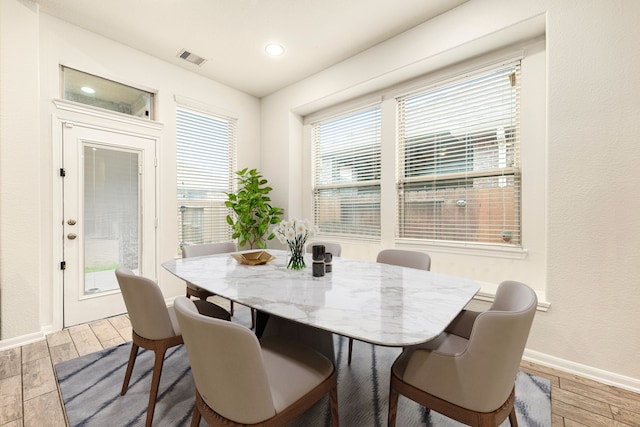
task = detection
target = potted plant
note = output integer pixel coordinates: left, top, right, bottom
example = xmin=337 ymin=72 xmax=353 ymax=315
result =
xmin=225 ymin=168 xmax=284 ymax=249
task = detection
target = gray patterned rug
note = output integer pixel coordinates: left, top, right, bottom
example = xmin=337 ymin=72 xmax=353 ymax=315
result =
xmin=55 ymin=306 xmax=551 ymax=426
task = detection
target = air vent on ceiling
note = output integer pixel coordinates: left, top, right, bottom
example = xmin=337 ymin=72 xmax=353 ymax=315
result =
xmin=177 ymin=49 xmax=207 ymax=66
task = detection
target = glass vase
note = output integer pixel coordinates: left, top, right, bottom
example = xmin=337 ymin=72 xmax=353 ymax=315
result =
xmin=287 ymin=241 xmax=306 ymax=270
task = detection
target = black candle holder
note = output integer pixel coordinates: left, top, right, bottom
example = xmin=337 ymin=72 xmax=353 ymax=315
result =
xmin=312 ymin=245 xmax=325 ymax=277
xmin=324 ymin=252 xmax=333 ymax=273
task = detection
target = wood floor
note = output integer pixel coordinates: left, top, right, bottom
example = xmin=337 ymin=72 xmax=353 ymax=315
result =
xmin=1 ymin=312 xmax=639 ymax=427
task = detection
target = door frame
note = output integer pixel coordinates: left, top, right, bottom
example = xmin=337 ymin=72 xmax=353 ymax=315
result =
xmin=51 ymin=99 xmax=163 ymax=331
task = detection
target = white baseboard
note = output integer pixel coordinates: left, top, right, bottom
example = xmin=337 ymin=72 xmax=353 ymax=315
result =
xmin=524 ymin=348 xmax=640 ymax=394
xmin=2 ymin=326 xmax=638 ymax=395
xmin=0 ymin=331 xmax=46 ymax=351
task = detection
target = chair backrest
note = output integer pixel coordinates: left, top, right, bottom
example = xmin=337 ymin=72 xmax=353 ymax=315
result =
xmin=115 ymin=268 xmax=177 ymax=340
xmin=376 ymin=249 xmax=431 ymax=271
xmin=461 ymin=280 xmax=537 ymax=411
xmin=305 ymin=241 xmax=342 ymax=257
xmin=181 ymin=241 xmax=237 ymax=258
xmin=174 ymin=297 xmax=276 ymax=423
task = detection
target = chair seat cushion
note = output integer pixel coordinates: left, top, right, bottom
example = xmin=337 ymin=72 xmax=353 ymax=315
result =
xmin=418 ymin=331 xmax=469 ymax=355
xmin=393 ymin=332 xmax=469 ymax=381
xmin=260 ymin=336 xmax=334 ymax=414
xmin=193 ymin=300 xmax=232 ymax=321
xmin=167 ymin=306 xmax=181 ymax=336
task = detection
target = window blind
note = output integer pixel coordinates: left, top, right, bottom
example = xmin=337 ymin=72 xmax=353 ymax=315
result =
xmin=312 ymin=105 xmax=381 ymax=238
xmin=397 ymin=63 xmax=521 ymax=246
xmin=176 ymin=108 xmax=236 ymax=246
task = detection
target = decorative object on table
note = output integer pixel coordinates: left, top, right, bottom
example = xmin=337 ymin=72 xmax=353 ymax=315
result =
xmin=225 ymin=168 xmax=284 ymax=249
xmin=230 ymin=250 xmax=276 ymax=266
xmin=312 ymin=244 xmax=325 ymax=277
xmin=324 ymin=252 xmax=333 ymax=273
xmin=274 ymin=218 xmax=318 ymax=270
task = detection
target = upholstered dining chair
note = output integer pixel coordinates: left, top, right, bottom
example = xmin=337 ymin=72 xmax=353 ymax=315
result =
xmin=181 ymin=241 xmax=237 ymax=312
xmin=174 ymin=296 xmax=340 ymax=427
xmin=346 ymin=248 xmax=431 ymax=365
xmin=115 ymin=268 xmax=231 ymax=427
xmin=306 ymin=241 xmax=342 ymax=257
xmin=376 ymin=248 xmax=431 ymax=271
xmin=182 ymin=241 xmax=258 ymax=328
xmin=388 ymin=280 xmax=537 ymax=427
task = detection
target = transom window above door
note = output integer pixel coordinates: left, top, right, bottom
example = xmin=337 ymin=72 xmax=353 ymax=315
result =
xmin=61 ymin=66 xmax=155 ymax=119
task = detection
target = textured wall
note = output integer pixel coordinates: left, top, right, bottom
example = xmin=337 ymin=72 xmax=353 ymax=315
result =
xmin=260 ymin=0 xmax=640 ymax=386
xmin=0 ymin=1 xmax=261 ymax=340
xmin=0 ymin=0 xmax=41 ymax=340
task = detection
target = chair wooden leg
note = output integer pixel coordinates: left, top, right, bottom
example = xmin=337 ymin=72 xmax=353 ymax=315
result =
xmin=190 ymin=403 xmax=202 ymax=427
xmin=509 ymin=407 xmax=518 ymax=427
xmin=251 ymin=308 xmax=256 ymax=329
xmin=329 ymin=384 xmax=340 ymax=427
xmin=388 ymin=383 xmax=399 ymax=427
xmin=121 ymin=343 xmax=139 ymax=395
xmin=347 ymin=338 xmax=354 ymax=365
xmin=230 ymin=300 xmax=234 ymax=316
xmin=145 ymin=347 xmax=168 ymax=427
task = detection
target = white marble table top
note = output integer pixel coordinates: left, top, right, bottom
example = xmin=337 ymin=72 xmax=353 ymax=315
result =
xmin=162 ymin=250 xmax=480 ymax=347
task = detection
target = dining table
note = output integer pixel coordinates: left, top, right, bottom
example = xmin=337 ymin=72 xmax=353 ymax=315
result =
xmin=162 ymin=249 xmax=480 ymax=360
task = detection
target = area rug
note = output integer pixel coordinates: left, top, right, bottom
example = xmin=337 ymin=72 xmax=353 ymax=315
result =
xmin=55 ymin=307 xmax=551 ymax=426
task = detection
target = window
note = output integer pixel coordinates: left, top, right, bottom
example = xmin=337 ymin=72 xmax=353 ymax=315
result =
xmin=311 ymin=106 xmax=382 ymax=238
xmin=176 ymin=108 xmax=236 ymax=247
xmin=61 ymin=66 xmax=154 ymax=119
xmin=397 ymin=64 xmax=521 ymax=246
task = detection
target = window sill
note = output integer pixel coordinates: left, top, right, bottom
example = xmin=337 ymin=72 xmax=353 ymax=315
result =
xmin=474 ymin=281 xmax=550 ymax=312
xmin=395 ymin=238 xmax=528 ymax=260
xmin=53 ymin=98 xmax=163 ymax=130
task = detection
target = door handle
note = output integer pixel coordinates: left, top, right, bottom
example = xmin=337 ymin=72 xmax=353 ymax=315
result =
xmin=67 ymin=233 xmax=77 ymax=240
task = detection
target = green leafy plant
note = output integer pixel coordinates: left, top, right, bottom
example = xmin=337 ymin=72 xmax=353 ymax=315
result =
xmin=225 ymin=168 xmax=284 ymax=249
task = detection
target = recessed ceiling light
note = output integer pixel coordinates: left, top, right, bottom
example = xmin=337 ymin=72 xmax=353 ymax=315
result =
xmin=265 ymin=43 xmax=284 ymax=56
xmin=81 ymin=86 xmax=95 ymax=94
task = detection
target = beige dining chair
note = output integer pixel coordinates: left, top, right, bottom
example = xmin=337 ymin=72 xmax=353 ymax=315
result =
xmin=181 ymin=241 xmax=237 ymax=311
xmin=115 ymin=268 xmax=230 ymax=427
xmin=388 ymin=280 xmax=537 ymax=427
xmin=347 ymin=248 xmax=431 ymax=365
xmin=182 ymin=241 xmax=258 ymax=328
xmin=174 ymin=296 xmax=340 ymax=427
xmin=306 ymin=241 xmax=342 ymax=257
xmin=376 ymin=248 xmax=431 ymax=271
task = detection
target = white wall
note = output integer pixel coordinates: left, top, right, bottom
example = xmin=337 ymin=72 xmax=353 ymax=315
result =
xmin=2 ymin=0 xmax=638 ymax=392
xmin=0 ymin=0 xmax=42 ymax=340
xmin=0 ymin=0 xmax=261 ymax=341
xmin=260 ymin=0 xmax=640 ymax=388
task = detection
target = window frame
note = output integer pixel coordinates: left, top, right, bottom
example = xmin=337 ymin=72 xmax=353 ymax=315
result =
xmin=395 ymin=62 xmax=522 ymax=249
xmin=175 ymin=106 xmax=237 ymax=249
xmin=302 ymin=45 xmax=545 ymax=260
xmin=61 ymin=65 xmax=156 ymax=120
xmin=310 ymin=104 xmax=383 ymax=240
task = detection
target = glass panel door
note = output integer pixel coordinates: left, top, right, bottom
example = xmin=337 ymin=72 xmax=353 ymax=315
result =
xmin=62 ymin=121 xmax=156 ymax=327
xmin=83 ymin=145 xmax=140 ymax=295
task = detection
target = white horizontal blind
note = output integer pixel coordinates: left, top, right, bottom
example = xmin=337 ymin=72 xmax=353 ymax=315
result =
xmin=176 ymin=108 xmax=236 ymax=247
xmin=397 ymin=63 xmax=521 ymax=246
xmin=312 ymin=105 xmax=382 ymax=238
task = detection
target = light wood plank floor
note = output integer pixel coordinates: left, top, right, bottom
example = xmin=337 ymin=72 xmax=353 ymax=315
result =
xmin=1 ymin=313 xmax=639 ymax=427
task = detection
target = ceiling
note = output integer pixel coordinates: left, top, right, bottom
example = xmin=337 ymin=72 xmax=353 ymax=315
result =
xmin=36 ymin=0 xmax=468 ymax=98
